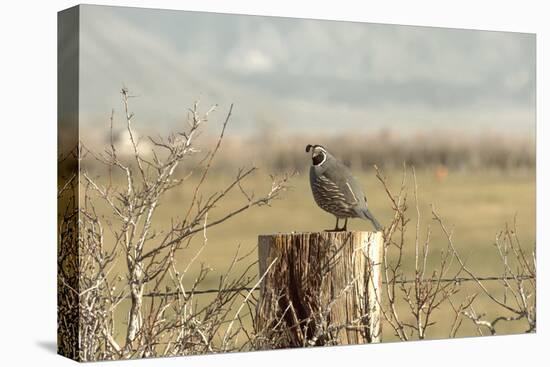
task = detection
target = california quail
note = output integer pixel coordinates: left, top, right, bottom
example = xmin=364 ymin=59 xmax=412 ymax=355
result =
xmin=306 ymin=144 xmax=382 ymax=232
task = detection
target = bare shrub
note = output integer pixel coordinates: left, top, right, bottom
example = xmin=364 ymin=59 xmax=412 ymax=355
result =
xmin=58 ymin=89 xmax=293 ymax=360
xmin=448 ymin=219 xmax=536 ymax=335
xmin=58 ymin=90 xmax=535 ymax=361
xmin=374 ymin=165 xmax=535 ymax=341
xmin=57 ymin=147 xmax=80 ymax=359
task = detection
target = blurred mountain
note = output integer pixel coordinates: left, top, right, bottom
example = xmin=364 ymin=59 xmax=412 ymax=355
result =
xmin=78 ymin=5 xmax=535 ymax=137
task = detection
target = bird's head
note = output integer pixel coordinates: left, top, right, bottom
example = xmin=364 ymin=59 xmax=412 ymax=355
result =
xmin=305 ymin=144 xmax=329 ymax=166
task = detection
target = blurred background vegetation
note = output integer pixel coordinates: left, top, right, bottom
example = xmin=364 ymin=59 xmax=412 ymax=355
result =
xmin=65 ymin=4 xmax=536 ymax=351
xmin=77 ymin=126 xmax=535 ymax=343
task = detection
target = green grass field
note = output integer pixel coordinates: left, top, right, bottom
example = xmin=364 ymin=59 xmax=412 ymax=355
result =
xmin=92 ymin=166 xmax=535 ymax=343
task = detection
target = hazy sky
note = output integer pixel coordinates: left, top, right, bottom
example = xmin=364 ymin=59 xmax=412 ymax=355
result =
xmin=78 ymin=5 xmax=536 ymax=137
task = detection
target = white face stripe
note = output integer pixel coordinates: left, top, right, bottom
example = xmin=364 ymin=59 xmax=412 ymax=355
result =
xmin=313 ymin=150 xmax=327 ymax=166
xmin=311 ymin=145 xmax=328 ymax=166
xmin=315 ymin=146 xmax=327 ymax=154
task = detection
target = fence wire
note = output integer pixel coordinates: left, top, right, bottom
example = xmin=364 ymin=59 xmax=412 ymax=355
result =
xmin=142 ymin=274 xmax=535 ymax=298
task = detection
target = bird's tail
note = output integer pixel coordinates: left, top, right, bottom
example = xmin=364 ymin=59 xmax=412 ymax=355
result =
xmin=360 ymin=208 xmax=382 ymax=231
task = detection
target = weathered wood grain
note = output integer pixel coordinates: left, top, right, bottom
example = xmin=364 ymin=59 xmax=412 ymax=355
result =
xmin=256 ymin=231 xmax=383 ymax=348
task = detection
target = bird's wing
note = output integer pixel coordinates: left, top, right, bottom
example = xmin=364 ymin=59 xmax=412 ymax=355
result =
xmin=323 ymin=161 xmax=364 ymax=206
xmin=314 ymin=171 xmax=348 ymax=202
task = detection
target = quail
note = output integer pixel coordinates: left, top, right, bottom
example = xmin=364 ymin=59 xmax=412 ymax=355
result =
xmin=306 ymin=144 xmax=382 ymax=232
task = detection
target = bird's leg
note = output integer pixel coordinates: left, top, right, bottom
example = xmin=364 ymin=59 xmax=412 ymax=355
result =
xmin=339 ymin=218 xmax=348 ymax=231
xmin=325 ymin=218 xmax=340 ymax=232
xmin=325 ymin=218 xmax=344 ymax=232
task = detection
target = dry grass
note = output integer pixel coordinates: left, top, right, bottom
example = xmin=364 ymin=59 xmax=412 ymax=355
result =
xmin=59 ymin=93 xmax=535 ymax=360
xmin=138 ymin=168 xmax=535 ymax=283
xmin=86 ymin=166 xmax=534 ymax=344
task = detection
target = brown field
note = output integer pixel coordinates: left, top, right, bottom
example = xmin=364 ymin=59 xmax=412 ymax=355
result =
xmin=85 ymin=165 xmax=535 ymax=344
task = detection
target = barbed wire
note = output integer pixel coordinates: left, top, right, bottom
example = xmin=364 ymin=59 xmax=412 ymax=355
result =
xmin=142 ymin=274 xmax=534 ymax=298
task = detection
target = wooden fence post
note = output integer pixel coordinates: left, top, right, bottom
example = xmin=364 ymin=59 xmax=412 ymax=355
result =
xmin=256 ymin=231 xmax=383 ymax=348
